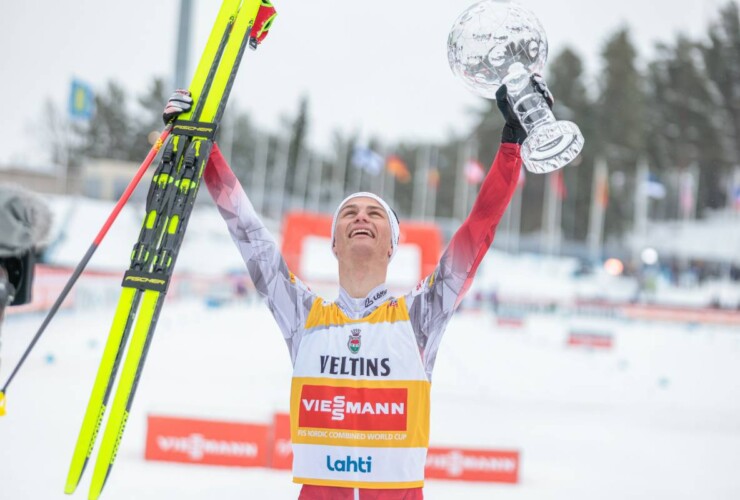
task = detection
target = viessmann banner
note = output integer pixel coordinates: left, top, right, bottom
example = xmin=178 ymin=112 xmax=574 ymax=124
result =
xmin=145 ymin=413 xmax=520 ymax=483
xmin=145 ymin=415 xmax=271 ymax=467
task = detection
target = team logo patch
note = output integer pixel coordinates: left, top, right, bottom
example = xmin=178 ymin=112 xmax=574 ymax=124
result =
xmin=348 ymin=329 xmax=362 ymax=354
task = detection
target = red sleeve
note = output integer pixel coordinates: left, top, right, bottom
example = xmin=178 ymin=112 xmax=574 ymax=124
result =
xmin=446 ymin=142 xmax=522 ymax=307
xmin=203 ymin=142 xmax=236 ymax=201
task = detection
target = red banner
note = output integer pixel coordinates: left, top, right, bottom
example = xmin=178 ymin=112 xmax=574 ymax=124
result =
xmin=425 ymin=447 xmax=519 ymax=484
xmin=270 ymin=412 xmax=293 ymax=470
xmin=145 ymin=415 xmax=270 ymax=467
xmin=567 ymin=330 xmax=614 ymax=349
xmin=145 ymin=413 xmax=521 ymax=484
xmin=298 ymin=385 xmax=408 ymax=431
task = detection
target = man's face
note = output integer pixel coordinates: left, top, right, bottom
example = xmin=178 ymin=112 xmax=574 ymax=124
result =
xmin=333 ymin=197 xmax=393 ymax=262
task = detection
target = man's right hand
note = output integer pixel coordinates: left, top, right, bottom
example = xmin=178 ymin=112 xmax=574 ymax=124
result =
xmin=162 ymin=89 xmax=193 ymax=125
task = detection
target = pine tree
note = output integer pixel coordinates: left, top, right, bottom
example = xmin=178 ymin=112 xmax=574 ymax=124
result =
xmin=228 ymin=110 xmax=259 ymax=188
xmin=131 ymin=78 xmax=170 ymax=161
xmin=285 ymin=95 xmax=310 ymax=198
xmin=596 ymin=28 xmax=646 ymax=237
xmin=646 ymin=35 xmax=727 ymax=214
xmin=74 ymin=81 xmax=137 ymax=161
xmin=548 ymin=48 xmax=594 ymax=241
xmin=699 ymin=1 xmax=740 ymax=208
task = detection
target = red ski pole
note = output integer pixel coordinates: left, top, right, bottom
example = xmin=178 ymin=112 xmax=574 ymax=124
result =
xmin=0 ymin=126 xmax=172 ymax=415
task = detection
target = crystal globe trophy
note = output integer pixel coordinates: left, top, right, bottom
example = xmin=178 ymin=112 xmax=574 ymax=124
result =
xmin=447 ymin=0 xmax=584 ymax=174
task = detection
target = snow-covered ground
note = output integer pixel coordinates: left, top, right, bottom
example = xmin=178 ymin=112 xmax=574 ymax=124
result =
xmin=1 ymin=196 xmax=739 ymax=499
xmin=2 ymin=299 xmax=739 ymax=499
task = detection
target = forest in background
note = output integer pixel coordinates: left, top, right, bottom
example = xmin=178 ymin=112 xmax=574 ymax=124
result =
xmin=47 ymin=2 xmax=740 ymax=246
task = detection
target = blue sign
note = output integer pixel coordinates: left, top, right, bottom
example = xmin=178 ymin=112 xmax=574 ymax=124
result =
xmin=68 ymin=79 xmax=95 ymax=120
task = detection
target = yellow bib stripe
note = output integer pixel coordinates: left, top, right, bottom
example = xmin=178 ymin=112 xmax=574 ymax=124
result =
xmin=305 ymin=296 xmax=410 ymax=329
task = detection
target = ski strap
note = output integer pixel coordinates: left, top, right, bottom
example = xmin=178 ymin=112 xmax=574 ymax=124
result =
xmin=171 ymin=120 xmax=218 ymax=139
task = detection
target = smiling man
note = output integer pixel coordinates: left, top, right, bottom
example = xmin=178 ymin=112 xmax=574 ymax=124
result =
xmin=332 ymin=193 xmax=400 ymax=298
xmin=165 ymin=74 xmax=553 ymax=499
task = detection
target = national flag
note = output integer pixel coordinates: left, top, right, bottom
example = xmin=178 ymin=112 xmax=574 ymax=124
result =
xmin=551 ymin=169 xmax=567 ymax=200
xmin=645 ymin=172 xmax=666 ymax=199
xmin=385 ymin=155 xmax=411 ymax=183
xmin=68 ymin=79 xmax=95 ymax=120
xmin=428 ymin=168 xmax=440 ymax=189
xmin=351 ymin=146 xmax=384 ymax=176
xmin=464 ymin=159 xmax=485 ymax=185
xmin=595 ymin=170 xmax=609 ymax=208
xmin=679 ymin=171 xmax=695 ymax=218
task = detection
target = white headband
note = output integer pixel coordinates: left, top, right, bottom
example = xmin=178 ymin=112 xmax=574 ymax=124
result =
xmin=331 ymin=192 xmax=400 ymax=260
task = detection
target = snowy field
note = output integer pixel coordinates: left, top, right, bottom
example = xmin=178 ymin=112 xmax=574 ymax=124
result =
xmin=1 ymin=197 xmax=739 ymax=499
xmin=2 ymin=297 xmax=739 ymax=499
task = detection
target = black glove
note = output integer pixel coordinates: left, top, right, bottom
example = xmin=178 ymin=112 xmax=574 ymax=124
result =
xmin=496 ymin=74 xmax=554 ymax=145
xmin=162 ymin=89 xmax=193 ymax=125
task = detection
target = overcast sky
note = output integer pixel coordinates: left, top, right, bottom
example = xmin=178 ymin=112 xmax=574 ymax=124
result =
xmin=0 ymin=0 xmax=726 ymax=168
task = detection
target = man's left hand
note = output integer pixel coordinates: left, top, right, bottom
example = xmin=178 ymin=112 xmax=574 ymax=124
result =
xmin=496 ymin=74 xmax=554 ymax=145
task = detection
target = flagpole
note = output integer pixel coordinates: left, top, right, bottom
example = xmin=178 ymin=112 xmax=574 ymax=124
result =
xmin=587 ymin=157 xmax=608 ymax=261
xmin=309 ymin=155 xmax=324 ymax=212
xmin=333 ymin=139 xmax=350 ymax=205
xmin=353 ymin=150 xmax=363 ymax=192
xmin=688 ymin=162 xmax=699 ymax=220
xmin=541 ymin=171 xmax=554 ymax=255
xmin=294 ymin=149 xmax=311 ymax=211
xmin=385 ymin=148 xmax=396 ymax=209
xmin=633 ymin=157 xmax=649 ymax=266
xmin=413 ymin=145 xmax=428 ymax=220
xmin=728 ymin=165 xmax=740 ymax=219
xmin=271 ymin=138 xmax=290 ymax=219
xmin=454 ymin=140 xmax=467 ymax=222
xmin=554 ymin=170 xmax=563 ymax=256
xmin=427 ymin=147 xmax=438 ymax=220
xmin=250 ymin=133 xmax=270 ymax=215
xmin=564 ymin=164 xmax=578 ymax=244
xmin=377 ymin=147 xmax=386 ymax=197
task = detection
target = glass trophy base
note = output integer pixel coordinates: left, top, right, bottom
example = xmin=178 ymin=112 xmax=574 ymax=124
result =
xmin=521 ymin=120 xmax=584 ymax=174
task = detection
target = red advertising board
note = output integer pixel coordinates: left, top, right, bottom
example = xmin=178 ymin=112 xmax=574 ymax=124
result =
xmin=146 ymin=414 xmax=520 ymax=484
xmin=270 ymin=412 xmax=293 ymax=470
xmin=145 ymin=415 xmax=270 ymax=467
xmin=425 ymin=447 xmax=520 ymax=484
xmin=567 ymin=330 xmax=614 ymax=349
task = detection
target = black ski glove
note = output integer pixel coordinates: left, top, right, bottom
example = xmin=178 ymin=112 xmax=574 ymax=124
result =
xmin=162 ymin=89 xmax=193 ymax=125
xmin=496 ymin=74 xmax=554 ymax=145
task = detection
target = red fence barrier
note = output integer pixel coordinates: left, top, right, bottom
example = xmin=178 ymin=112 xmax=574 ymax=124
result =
xmin=270 ymin=412 xmax=293 ymax=470
xmin=146 ymin=412 xmax=520 ymax=484
xmin=425 ymin=447 xmax=520 ymax=484
xmin=567 ymin=329 xmax=614 ymax=349
xmin=145 ymin=415 xmax=270 ymax=467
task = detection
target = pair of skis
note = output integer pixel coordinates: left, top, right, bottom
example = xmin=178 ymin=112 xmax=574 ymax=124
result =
xmin=63 ymin=1 xmax=269 ymax=498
